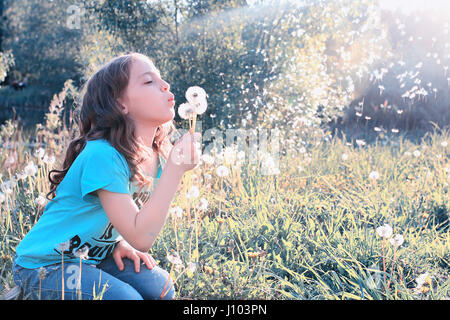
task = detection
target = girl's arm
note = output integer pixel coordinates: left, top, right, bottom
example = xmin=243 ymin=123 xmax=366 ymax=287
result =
xmin=98 ymin=132 xmax=201 ymax=252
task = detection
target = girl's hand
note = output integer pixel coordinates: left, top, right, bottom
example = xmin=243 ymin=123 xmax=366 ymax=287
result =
xmin=112 ymin=240 xmax=157 ymax=273
xmin=168 ymin=132 xmax=202 ymax=173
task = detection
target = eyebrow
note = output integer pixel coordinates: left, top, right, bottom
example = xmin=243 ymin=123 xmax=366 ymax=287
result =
xmin=140 ymin=70 xmax=160 ymax=78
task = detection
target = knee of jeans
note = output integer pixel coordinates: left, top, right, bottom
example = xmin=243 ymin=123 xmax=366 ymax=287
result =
xmin=159 ymin=269 xmax=176 ymax=300
xmin=105 ymin=282 xmax=144 ymax=300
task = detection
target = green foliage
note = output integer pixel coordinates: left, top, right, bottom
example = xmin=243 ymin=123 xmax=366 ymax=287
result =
xmin=0 ymin=50 xmax=14 ymax=82
xmin=2 ymin=0 xmax=448 ymax=143
xmin=2 ymin=0 xmax=84 ymax=92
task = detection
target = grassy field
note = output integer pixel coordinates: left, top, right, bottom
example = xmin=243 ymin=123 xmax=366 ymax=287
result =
xmin=0 ymin=108 xmax=448 ymax=299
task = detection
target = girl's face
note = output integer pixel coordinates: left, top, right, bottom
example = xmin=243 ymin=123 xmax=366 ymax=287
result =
xmin=119 ymin=57 xmax=175 ymax=125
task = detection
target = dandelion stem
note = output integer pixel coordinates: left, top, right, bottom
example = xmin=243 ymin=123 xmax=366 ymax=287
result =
xmin=382 ymin=237 xmax=386 ymax=291
xmin=61 ymin=254 xmax=65 ymax=300
xmin=173 ymin=217 xmax=179 ymax=254
xmin=78 ymin=257 xmax=82 ymax=300
xmin=388 ymin=247 xmax=397 ymax=290
xmin=160 ymin=263 xmax=174 ymax=299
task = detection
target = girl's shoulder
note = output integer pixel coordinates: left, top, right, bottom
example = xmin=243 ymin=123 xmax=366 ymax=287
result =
xmin=83 ymin=138 xmax=121 ymax=156
xmin=81 ymin=138 xmax=130 ymax=172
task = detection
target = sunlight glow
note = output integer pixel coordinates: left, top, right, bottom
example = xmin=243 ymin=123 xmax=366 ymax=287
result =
xmin=378 ymin=0 xmax=450 ymax=15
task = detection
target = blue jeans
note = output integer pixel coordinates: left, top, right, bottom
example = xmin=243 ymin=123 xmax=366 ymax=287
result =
xmin=12 ymin=255 xmax=176 ymax=300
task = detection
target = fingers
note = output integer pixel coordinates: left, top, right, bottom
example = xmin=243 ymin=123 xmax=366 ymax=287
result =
xmin=133 ymin=254 xmax=141 ymax=273
xmin=134 ymin=252 xmax=157 ymax=271
xmin=113 ymin=252 xmax=124 ymax=271
xmin=170 ymin=132 xmax=202 ymax=167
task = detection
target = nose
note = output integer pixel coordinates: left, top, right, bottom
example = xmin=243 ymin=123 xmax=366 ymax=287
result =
xmin=161 ymin=83 xmax=170 ymax=92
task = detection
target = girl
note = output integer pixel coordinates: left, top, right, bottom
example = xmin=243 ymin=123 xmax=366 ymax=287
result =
xmin=12 ymin=52 xmax=202 ymax=300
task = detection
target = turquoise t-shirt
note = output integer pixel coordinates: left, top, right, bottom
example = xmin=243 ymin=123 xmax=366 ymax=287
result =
xmin=15 ymin=138 xmax=164 ymax=269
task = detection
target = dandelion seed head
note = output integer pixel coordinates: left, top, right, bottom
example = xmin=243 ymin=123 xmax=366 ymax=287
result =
xmin=389 ymin=234 xmax=404 ymax=247
xmin=369 ymin=171 xmax=380 ymax=180
xmin=34 ymin=195 xmax=46 ymax=206
xmin=216 ymin=165 xmax=229 ymax=177
xmin=187 ymin=262 xmax=197 ymax=273
xmin=186 ymin=185 xmax=200 ymax=199
xmin=24 ymin=161 xmax=38 ymax=176
xmin=73 ymin=245 xmax=89 ymax=260
xmin=37 ymin=267 xmax=48 ymax=280
xmin=197 ymin=197 xmax=208 ymax=211
xmin=57 ymin=240 xmax=71 ymax=253
xmin=170 ymin=206 xmax=183 ymax=219
xmin=376 ymin=224 xmax=393 ymax=238
xmin=167 ymin=250 xmax=182 ymax=265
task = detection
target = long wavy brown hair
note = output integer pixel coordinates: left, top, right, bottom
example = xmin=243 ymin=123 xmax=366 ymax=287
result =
xmin=45 ymin=52 xmax=177 ymax=202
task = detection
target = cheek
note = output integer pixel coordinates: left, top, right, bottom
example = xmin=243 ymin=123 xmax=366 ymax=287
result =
xmin=128 ymin=87 xmax=172 ymax=120
xmin=128 ymin=87 xmax=155 ymax=111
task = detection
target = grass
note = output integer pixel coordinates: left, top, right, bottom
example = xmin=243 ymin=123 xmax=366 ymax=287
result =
xmin=0 ymin=95 xmax=448 ymax=300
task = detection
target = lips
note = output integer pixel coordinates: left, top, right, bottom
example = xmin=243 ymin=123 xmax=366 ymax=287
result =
xmin=168 ymin=95 xmax=175 ymax=102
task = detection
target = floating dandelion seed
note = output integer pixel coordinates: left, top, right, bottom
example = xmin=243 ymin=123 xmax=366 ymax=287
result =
xmin=356 ymin=139 xmax=366 ymax=146
xmin=391 ymin=128 xmax=399 ymax=133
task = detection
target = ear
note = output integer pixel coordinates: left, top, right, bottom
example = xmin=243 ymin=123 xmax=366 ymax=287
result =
xmin=117 ymin=97 xmax=129 ymax=115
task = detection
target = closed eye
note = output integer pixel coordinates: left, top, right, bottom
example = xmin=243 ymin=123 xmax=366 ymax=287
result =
xmin=145 ymin=81 xmax=153 ymax=84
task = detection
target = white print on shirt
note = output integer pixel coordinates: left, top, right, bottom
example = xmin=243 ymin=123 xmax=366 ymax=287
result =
xmin=54 ymin=223 xmax=119 ymax=263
